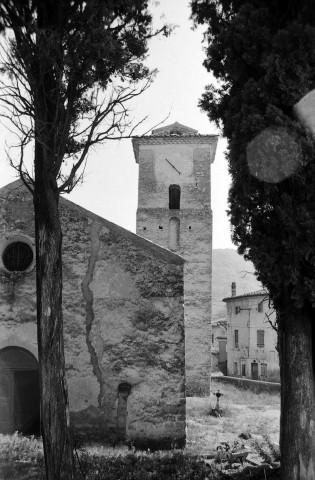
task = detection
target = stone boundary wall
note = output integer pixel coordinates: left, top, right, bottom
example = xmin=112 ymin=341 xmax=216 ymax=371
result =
xmin=212 ymin=375 xmax=280 ymax=394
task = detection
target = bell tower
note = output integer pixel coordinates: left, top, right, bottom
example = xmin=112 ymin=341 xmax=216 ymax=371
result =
xmin=132 ymin=122 xmax=218 ymax=393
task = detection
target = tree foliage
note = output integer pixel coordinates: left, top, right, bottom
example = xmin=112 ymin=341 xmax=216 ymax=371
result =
xmin=191 ymin=0 xmax=315 ymax=313
xmin=0 ymin=0 xmax=167 ymax=192
xmin=0 ymin=2 xmax=168 ymax=479
xmin=192 ymin=2 xmax=315 ymax=478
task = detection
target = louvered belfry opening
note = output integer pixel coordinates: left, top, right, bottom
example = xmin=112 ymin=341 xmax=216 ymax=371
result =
xmin=169 ymin=185 xmax=181 ymax=210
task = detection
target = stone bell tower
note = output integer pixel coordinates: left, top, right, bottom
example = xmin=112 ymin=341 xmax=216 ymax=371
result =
xmin=132 ymin=122 xmax=218 ymax=393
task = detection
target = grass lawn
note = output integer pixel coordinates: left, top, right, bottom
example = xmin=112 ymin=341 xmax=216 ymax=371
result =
xmin=0 ymin=380 xmax=280 ymax=479
xmin=187 ymin=379 xmax=280 ymax=455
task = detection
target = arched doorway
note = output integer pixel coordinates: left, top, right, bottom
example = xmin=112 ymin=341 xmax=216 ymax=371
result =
xmin=0 ymin=347 xmax=40 ymax=435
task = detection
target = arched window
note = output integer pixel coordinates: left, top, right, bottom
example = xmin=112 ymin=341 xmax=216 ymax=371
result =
xmin=169 ymin=185 xmax=181 ymax=210
xmin=168 ymin=217 xmax=180 ymax=251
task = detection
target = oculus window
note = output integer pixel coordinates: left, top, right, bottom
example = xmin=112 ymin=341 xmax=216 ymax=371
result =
xmin=2 ymin=242 xmax=34 ymax=272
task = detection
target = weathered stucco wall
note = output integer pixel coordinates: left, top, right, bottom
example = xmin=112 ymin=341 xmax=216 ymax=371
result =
xmin=0 ymin=181 xmax=186 ymax=448
xmin=133 ymin=132 xmax=218 ymax=394
xmin=0 ymin=184 xmax=37 ymax=357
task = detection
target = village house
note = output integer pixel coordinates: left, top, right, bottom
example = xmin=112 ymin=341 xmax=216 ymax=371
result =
xmin=223 ymin=284 xmax=280 ymax=382
xmin=211 ymin=318 xmax=227 ymax=375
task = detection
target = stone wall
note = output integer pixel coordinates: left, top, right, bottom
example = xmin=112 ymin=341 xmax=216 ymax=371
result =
xmin=213 ymin=375 xmax=281 ymax=393
xmin=133 ymin=133 xmax=218 ymax=394
xmin=0 ymin=181 xmax=186 ymax=448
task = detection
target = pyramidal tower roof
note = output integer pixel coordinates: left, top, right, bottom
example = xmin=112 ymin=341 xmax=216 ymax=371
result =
xmin=151 ymin=122 xmax=198 ymax=136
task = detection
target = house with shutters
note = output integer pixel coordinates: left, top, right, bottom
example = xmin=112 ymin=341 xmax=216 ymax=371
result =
xmin=223 ymin=285 xmax=280 ymax=382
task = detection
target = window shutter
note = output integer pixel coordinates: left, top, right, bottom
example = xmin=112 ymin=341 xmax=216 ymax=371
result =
xmin=257 ymin=330 xmax=265 ymax=347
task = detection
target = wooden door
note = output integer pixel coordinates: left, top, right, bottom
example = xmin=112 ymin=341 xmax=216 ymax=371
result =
xmin=14 ymin=370 xmax=40 ymax=435
xmin=0 ymin=347 xmax=40 ymax=435
xmin=0 ymin=370 xmax=14 ymax=433
xmin=251 ymin=362 xmax=259 ymax=380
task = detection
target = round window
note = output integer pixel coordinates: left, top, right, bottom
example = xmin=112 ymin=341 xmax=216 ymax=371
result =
xmin=2 ymin=241 xmax=34 ymax=272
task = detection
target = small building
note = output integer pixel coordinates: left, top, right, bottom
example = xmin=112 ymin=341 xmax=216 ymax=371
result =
xmin=0 ymin=180 xmax=186 ymax=448
xmin=211 ymin=318 xmax=227 ymax=375
xmin=223 ymin=285 xmax=280 ymax=382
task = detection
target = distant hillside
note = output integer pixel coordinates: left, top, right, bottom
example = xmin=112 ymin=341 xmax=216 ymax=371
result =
xmin=212 ymin=249 xmax=262 ymax=319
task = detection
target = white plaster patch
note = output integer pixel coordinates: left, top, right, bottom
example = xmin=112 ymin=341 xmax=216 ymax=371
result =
xmin=300 ymin=410 xmax=307 ymax=429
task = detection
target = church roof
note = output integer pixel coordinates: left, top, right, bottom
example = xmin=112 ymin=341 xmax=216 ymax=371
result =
xmin=0 ymin=180 xmax=184 ymax=266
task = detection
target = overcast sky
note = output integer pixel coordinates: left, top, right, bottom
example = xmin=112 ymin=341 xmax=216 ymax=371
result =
xmin=0 ymin=0 xmax=234 ymax=249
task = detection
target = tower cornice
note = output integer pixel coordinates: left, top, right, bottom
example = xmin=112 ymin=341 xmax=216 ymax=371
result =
xmin=132 ymin=134 xmax=218 ymax=164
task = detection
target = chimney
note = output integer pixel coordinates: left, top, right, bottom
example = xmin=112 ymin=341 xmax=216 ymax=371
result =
xmin=231 ymin=282 xmax=236 ymax=297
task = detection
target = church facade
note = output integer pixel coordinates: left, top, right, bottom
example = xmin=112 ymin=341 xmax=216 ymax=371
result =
xmin=0 ymin=180 xmax=185 ymax=448
xmin=133 ymin=122 xmax=218 ymax=393
xmin=0 ymin=121 xmax=217 ymax=444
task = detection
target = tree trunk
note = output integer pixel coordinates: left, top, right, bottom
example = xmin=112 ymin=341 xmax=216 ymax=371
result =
xmin=34 ymin=172 xmax=74 ymax=479
xmin=278 ymin=304 xmax=315 ymax=480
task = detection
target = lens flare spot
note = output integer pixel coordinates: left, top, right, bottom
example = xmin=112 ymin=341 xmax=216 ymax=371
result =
xmin=247 ymin=127 xmax=301 ymax=183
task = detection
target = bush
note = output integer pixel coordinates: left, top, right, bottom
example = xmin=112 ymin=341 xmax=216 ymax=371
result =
xmin=0 ymin=432 xmax=43 ymax=464
xmin=0 ymin=433 xmax=45 ymax=480
xmin=251 ymin=435 xmax=280 ymax=464
xmin=75 ymin=449 xmax=222 ymax=480
xmin=186 ymin=380 xmax=210 ymax=397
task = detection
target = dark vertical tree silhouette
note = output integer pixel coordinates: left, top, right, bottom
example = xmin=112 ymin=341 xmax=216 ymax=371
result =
xmin=0 ymin=1 xmax=168 ymax=478
xmin=191 ymin=1 xmax=315 ymax=478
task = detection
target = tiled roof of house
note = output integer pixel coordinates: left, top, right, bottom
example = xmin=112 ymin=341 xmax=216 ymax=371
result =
xmin=212 ymin=318 xmax=227 ymax=326
xmin=222 ymin=289 xmax=268 ymax=302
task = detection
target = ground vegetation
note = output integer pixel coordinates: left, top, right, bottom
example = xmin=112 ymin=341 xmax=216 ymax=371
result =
xmin=0 ymin=382 xmax=280 ymax=479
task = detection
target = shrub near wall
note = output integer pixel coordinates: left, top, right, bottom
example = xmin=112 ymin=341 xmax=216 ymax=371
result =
xmin=0 ymin=435 xmax=221 ymax=480
xmin=77 ymin=450 xmax=219 ymax=480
